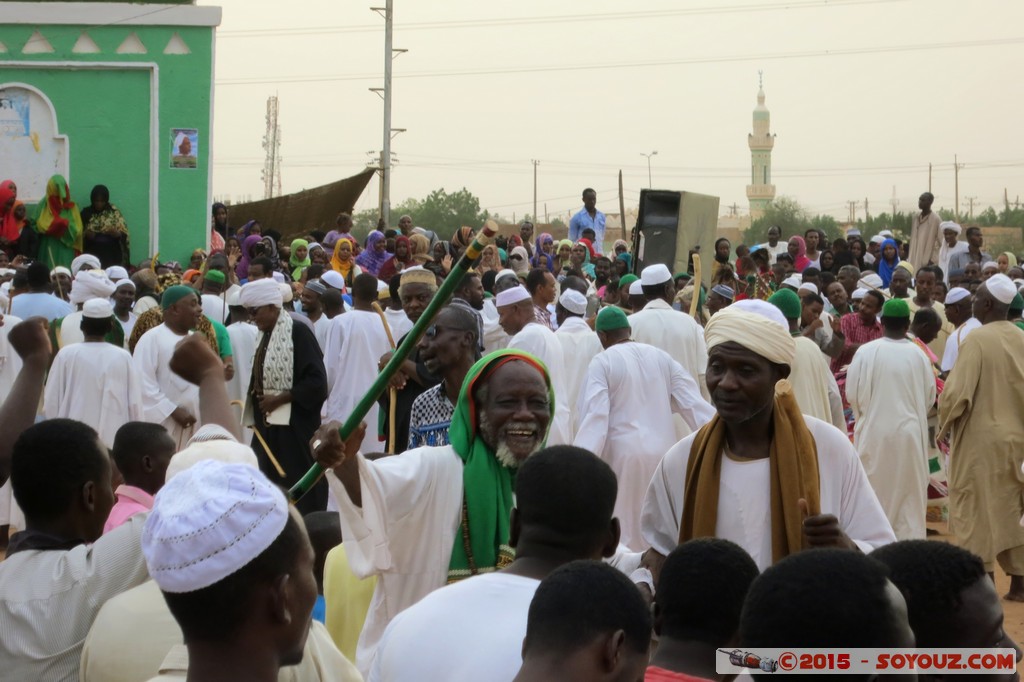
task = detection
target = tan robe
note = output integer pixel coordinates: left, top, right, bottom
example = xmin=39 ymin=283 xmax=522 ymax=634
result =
xmin=938 ymin=321 xmax=1024 ymax=569
xmin=908 ymin=210 xmax=942 ymax=268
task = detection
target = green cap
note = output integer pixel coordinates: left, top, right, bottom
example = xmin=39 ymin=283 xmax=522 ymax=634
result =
xmin=595 ymin=305 xmax=630 ymax=332
xmin=204 ymin=269 xmax=226 ymax=284
xmin=881 ymin=297 xmax=910 ymax=318
xmin=1011 ymin=292 xmax=1024 ymax=312
xmin=618 ymin=274 xmax=639 ymax=289
xmin=161 ymin=285 xmax=197 ymax=311
xmin=768 ymin=288 xmax=802 ymax=321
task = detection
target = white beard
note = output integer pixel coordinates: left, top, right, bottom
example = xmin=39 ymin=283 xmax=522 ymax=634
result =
xmin=479 ymin=413 xmax=542 ymax=469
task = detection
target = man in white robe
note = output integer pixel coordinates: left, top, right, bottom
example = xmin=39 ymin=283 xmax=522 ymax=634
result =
xmin=0 ymin=311 xmax=23 ymax=533
xmin=628 ymin=264 xmax=708 ymax=396
xmin=641 ymin=301 xmax=895 ymax=572
xmin=111 ymin=278 xmax=137 ymax=346
xmin=496 ymin=285 xmax=571 ymax=445
xmin=132 ymin=285 xmax=203 ymax=447
xmin=940 ymin=287 xmax=980 ymax=373
xmin=299 ymin=279 xmax=331 ymax=353
xmin=323 ymin=274 xmax=392 ymax=453
xmin=938 ymin=221 xmax=969 ymax=285
xmin=574 ymin=306 xmax=715 ymax=551
xmin=312 ymin=350 xmax=557 ymax=675
xmin=44 ymin=300 xmax=142 ymax=448
xmin=52 ymin=270 xmax=117 ymax=348
xmin=481 ymin=270 xmax=519 ymax=353
xmin=846 ymin=298 xmax=936 ymax=540
xmin=553 ymin=286 xmax=602 ymax=433
xmin=224 ymin=291 xmax=258 ymax=425
xmin=198 ymin=269 xmax=230 ymax=324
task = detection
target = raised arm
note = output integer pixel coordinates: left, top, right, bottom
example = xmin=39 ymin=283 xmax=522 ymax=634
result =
xmin=0 ymin=318 xmax=52 ymax=485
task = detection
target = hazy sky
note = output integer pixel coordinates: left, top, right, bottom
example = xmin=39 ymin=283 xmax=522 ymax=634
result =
xmin=210 ymin=0 xmax=1024 ymax=224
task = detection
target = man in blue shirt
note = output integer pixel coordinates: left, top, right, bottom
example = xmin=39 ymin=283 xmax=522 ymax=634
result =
xmin=569 ymin=188 xmax=606 ymax=253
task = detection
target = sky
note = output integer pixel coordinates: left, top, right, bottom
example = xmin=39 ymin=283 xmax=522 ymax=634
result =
xmin=209 ymin=0 xmax=1024 ymax=225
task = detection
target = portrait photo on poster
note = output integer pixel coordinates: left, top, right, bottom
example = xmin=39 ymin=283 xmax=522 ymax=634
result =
xmin=170 ymin=128 xmax=198 ymax=169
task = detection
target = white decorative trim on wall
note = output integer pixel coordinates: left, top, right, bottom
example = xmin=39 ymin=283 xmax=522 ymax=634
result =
xmin=0 ymin=61 xmax=161 ymax=253
xmin=163 ymin=32 xmax=191 ymax=55
xmin=71 ymin=33 xmax=101 ymax=55
xmin=21 ymin=30 xmax=54 ymax=54
xmin=116 ymin=33 xmax=148 ymax=55
xmin=2 ymin=3 xmax=221 ymax=27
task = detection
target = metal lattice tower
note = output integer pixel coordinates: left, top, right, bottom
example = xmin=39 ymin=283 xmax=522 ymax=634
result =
xmin=261 ymin=95 xmax=282 ymax=199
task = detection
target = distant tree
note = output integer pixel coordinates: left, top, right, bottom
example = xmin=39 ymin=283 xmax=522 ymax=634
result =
xmin=743 ymin=197 xmax=808 ymax=245
xmin=352 ymin=208 xmax=380 ymax=233
xmin=411 ymin=188 xmax=488 ymax=238
xmin=550 ymin=217 xmax=568 ymax=231
xmin=976 ymin=206 xmax=999 ymax=227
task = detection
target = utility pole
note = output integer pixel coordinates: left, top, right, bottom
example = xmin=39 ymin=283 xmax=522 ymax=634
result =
xmin=544 ymin=203 xmax=548 ymax=223
xmin=954 ymin=155 xmax=959 ymax=219
xmin=847 ymin=200 xmax=860 ymax=224
xmin=965 ymin=196 xmax=977 ymax=219
xmin=531 ymin=159 xmax=539 ymax=224
xmin=928 ymin=163 xmax=932 ymax=193
xmin=864 ymin=197 xmax=870 ymax=222
xmin=641 ymin=151 xmax=657 ymax=188
xmin=890 ymin=186 xmax=899 ymax=217
xmin=370 ymin=2 xmax=405 ymax=226
xmin=261 ymin=95 xmax=282 ymax=200
xmin=1005 ymin=188 xmax=1010 ymax=213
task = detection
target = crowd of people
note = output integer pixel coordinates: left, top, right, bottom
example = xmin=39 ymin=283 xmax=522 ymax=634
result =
xmin=0 ymin=181 xmax=1023 ymax=682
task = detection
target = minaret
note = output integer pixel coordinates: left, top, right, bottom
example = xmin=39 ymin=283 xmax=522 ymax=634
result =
xmin=746 ymin=71 xmax=776 ymax=219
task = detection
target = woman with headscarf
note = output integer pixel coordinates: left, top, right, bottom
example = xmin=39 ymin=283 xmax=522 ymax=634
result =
xmin=236 ymin=219 xmax=261 ymax=240
xmin=555 ymin=239 xmax=574 ymax=272
xmin=210 ymin=202 xmax=229 ymax=252
xmin=786 ymin=236 xmax=811 ymax=273
xmin=477 ymin=244 xmax=501 ymax=275
xmin=378 ymin=235 xmax=414 ymax=283
xmin=997 ymin=251 xmax=1018 ymax=274
xmin=34 ymin=174 xmax=83 ymax=270
xmin=876 ymin=238 xmax=901 ymax=288
xmin=0 ymin=180 xmax=23 ymax=257
xmin=80 ymin=185 xmax=130 ymax=268
xmin=614 ymin=252 xmax=632 ymax=278
xmin=259 ymin=235 xmax=283 ymax=275
xmin=308 ymin=242 xmax=328 ymax=267
xmin=355 ymin=230 xmax=390 ymax=278
xmin=531 ymin=232 xmax=555 ymax=272
xmin=711 ymin=237 xmax=732 ymax=282
xmin=236 ymin=234 xmax=263 ymax=280
xmin=330 ymin=236 xmax=362 ymax=287
xmin=508 ymin=245 xmax=530 ymax=275
xmin=613 ymin=239 xmax=629 ymax=257
xmin=450 ymin=226 xmax=474 ymax=258
xmin=570 ymin=242 xmax=596 ymax=279
xmin=408 ymin=233 xmax=432 ymax=265
xmin=289 ymin=238 xmax=311 ymax=281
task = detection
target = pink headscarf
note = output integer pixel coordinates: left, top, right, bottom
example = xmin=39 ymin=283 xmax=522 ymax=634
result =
xmin=789 ymin=236 xmax=811 ymax=273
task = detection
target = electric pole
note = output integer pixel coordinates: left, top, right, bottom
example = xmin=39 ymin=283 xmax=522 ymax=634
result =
xmin=965 ymin=196 xmax=977 ymax=219
xmin=261 ymin=95 xmax=282 ymax=200
xmin=641 ymin=151 xmax=657 ymax=188
xmin=370 ymin=2 xmax=405 ymax=226
xmin=890 ymin=186 xmax=899 ymax=217
xmin=531 ymin=159 xmax=539 ymax=224
xmin=864 ymin=197 xmax=870 ymax=222
xmin=847 ymin=200 xmax=860 ymax=224
xmin=954 ymin=154 xmax=963 ymax=220
xmin=928 ymin=163 xmax=932 ymax=193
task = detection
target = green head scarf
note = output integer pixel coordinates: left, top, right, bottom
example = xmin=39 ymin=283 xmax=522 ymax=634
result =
xmin=446 ymin=349 xmax=554 ymax=582
xmin=290 ymin=238 xmax=311 ymax=280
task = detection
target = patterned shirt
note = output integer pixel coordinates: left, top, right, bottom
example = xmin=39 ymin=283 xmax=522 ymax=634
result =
xmin=830 ymin=313 xmax=882 ymax=374
xmin=408 ymin=383 xmax=456 ymax=449
xmin=534 ymin=303 xmax=553 ymax=330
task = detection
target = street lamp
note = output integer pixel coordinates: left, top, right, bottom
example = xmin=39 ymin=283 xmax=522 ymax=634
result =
xmin=640 ymin=151 xmax=658 ymax=188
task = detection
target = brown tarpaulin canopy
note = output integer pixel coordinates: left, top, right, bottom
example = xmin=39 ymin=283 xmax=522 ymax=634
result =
xmin=227 ymin=168 xmax=375 ymax=239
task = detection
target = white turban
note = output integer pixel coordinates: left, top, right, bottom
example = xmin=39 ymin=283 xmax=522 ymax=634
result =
xmin=986 ymin=273 xmax=1017 ymax=305
xmin=69 ymin=270 xmax=116 ymax=305
xmin=70 ymin=254 xmax=102 ymax=276
xmin=704 ymin=301 xmax=796 ymax=366
xmin=239 ymin=279 xmax=283 ymax=308
xmin=859 ymin=273 xmax=883 ymax=290
xmin=940 ymin=221 xmax=962 ymax=235
xmin=105 ymin=266 xmax=129 ymax=282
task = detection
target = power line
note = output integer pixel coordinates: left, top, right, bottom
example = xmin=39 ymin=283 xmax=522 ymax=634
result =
xmin=215 ymin=36 xmax=1024 ymax=86
xmin=218 ymin=0 xmax=906 ymax=38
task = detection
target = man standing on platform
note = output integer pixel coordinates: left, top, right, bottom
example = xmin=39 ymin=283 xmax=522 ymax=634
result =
xmin=909 ymin=192 xmax=942 ymax=268
xmin=569 ymin=188 xmax=606 ymax=253
xmin=939 ymin=273 xmax=1024 ymax=601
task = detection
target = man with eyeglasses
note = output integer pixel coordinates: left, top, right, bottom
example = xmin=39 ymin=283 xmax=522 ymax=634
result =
xmin=239 ymin=278 xmax=329 ymax=513
xmin=407 ymin=306 xmax=481 ymax=448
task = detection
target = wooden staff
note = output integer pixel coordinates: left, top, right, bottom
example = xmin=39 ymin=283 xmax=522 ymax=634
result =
xmin=47 ymin=244 xmax=64 ymax=300
xmin=689 ymin=254 xmax=702 ymax=318
xmin=289 ymin=220 xmax=498 ymax=503
xmin=249 ymin=425 xmax=288 ymax=478
xmin=371 ymin=301 xmax=399 ymax=454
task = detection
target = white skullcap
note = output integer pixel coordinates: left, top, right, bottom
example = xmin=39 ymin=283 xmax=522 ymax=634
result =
xmin=629 ymin=280 xmax=644 ymax=295
xmin=278 ymin=282 xmax=293 ymax=304
xmin=376 ymin=279 xmax=389 ymax=293
xmin=495 ymin=269 xmax=519 ymax=284
xmin=981 ymin=261 xmax=999 ymax=272
xmin=270 ymin=271 xmax=286 ymax=283
xmin=320 ymin=270 xmax=346 ymax=291
xmin=870 ymin=235 xmax=886 ymax=245
xmin=495 ymin=285 xmax=531 ymax=308
xmin=82 ymin=298 xmax=113 ymax=319
xmin=852 ymin=288 xmax=869 ymax=300
xmin=781 ymin=275 xmax=802 ymax=290
xmin=239 ymin=279 xmax=283 ymax=308
xmin=640 ymin=263 xmax=672 ymax=286
xmin=705 ymin=302 xmax=795 ymax=366
xmin=69 ymin=270 xmax=116 ymax=305
xmin=798 ymin=282 xmax=819 ymax=295
xmin=115 ymin=278 xmax=136 ymax=291
xmin=944 ymin=287 xmax=971 ymax=305
xmin=105 ymin=266 xmax=129 ymax=281
xmin=847 ymin=228 xmax=861 ymax=236
xmin=143 ymin=460 xmax=288 ymax=593
xmin=986 ymin=273 xmax=1017 ymax=305
xmin=859 ymin=273 xmax=883 ymax=290
xmin=559 ymin=289 xmax=588 ymax=315
xmin=51 ymin=266 xmax=71 ymax=278
xmin=166 ymin=435 xmax=259 ymax=481
xmin=878 ymin=230 xmax=894 ymax=238
xmin=226 ymin=288 xmax=243 ymax=307
xmin=70 ymin=254 xmax=102 ymax=276
xmin=940 ymin=221 xmax=962 ymax=235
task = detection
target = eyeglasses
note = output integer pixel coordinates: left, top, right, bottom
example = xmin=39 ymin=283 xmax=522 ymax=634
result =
xmin=424 ymin=324 xmax=455 ymax=338
xmin=509 ymin=254 xmax=523 ymax=261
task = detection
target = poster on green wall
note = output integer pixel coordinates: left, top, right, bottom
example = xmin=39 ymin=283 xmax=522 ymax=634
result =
xmin=170 ymin=128 xmax=198 ymax=169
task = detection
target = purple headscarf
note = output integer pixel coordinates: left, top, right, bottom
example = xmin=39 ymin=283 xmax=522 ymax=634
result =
xmin=532 ymin=232 xmax=556 ymax=272
xmin=354 ymin=230 xmax=391 ymax=277
xmin=236 ymin=234 xmax=262 ymax=279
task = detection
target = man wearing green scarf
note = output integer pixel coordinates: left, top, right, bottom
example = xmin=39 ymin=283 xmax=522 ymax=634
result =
xmin=313 ymin=349 xmax=554 ymax=676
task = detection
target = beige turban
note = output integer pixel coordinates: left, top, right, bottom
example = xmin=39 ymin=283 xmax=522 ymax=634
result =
xmin=704 ymin=301 xmax=796 ymax=366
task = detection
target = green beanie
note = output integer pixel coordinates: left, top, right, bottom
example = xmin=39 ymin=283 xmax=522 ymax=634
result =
xmin=204 ymin=269 xmax=226 ymax=284
xmin=768 ymin=288 xmax=802 ymax=321
xmin=618 ymin=274 xmax=639 ymax=290
xmin=161 ymin=284 xmax=197 ymax=311
xmin=1011 ymin=292 xmax=1024 ymax=312
xmin=881 ymin=297 xmax=910 ymax=319
xmin=595 ymin=305 xmax=630 ymax=332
